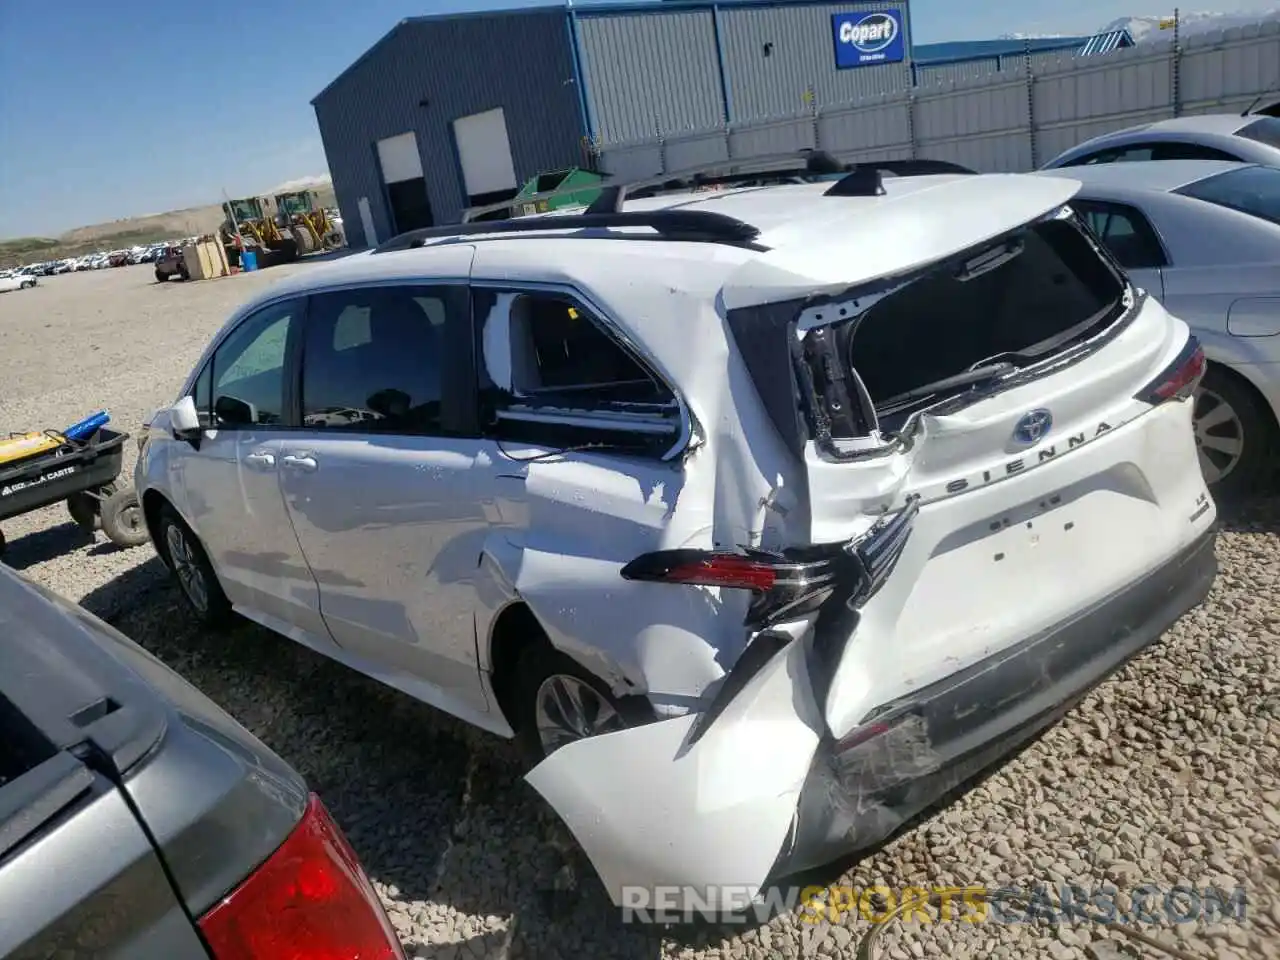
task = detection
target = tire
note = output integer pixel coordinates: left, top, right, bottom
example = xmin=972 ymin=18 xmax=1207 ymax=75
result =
xmin=1194 ymin=366 xmax=1275 ymax=501
xmin=156 ymin=505 xmax=232 ymax=625
xmin=100 ymin=486 xmax=149 ymax=548
xmin=178 ymin=264 xmax=190 ymax=281
xmin=155 ymin=269 xmax=166 ymax=283
xmin=512 ymin=644 xmax=653 ymax=768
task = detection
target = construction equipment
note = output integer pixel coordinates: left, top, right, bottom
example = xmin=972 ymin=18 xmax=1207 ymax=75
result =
xmin=274 ymin=190 xmax=344 ymax=253
xmin=219 ymin=196 xmax=299 ymax=268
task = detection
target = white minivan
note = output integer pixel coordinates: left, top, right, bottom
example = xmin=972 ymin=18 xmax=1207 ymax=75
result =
xmin=136 ymin=162 xmax=1217 ymax=910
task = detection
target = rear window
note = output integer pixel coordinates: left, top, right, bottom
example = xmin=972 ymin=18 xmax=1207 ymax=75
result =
xmin=1176 ymin=164 xmax=1280 ymax=225
xmin=848 ymin=214 xmax=1125 ymax=409
xmin=1234 ymin=117 xmax=1280 ymax=149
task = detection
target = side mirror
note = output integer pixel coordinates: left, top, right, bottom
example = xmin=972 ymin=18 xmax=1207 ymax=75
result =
xmin=170 ymin=395 xmax=201 ymax=436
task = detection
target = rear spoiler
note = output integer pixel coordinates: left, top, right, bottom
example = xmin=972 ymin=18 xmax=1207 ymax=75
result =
xmin=460 ymin=152 xmax=977 ymax=223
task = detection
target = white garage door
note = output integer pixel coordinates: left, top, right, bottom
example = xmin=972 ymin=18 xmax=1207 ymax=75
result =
xmin=452 ymin=108 xmax=517 ymax=197
xmin=377 ymin=131 xmax=424 ymax=184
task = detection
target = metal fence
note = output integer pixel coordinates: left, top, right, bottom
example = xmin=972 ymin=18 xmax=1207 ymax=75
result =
xmin=594 ymin=16 xmax=1280 ymax=181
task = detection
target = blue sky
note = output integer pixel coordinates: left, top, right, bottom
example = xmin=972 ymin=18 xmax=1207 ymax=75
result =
xmin=0 ymin=0 xmax=1275 ymax=237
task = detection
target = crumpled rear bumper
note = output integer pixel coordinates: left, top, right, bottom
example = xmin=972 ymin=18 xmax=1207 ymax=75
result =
xmin=774 ymin=526 xmax=1218 ymax=880
xmin=526 ymin=526 xmax=1217 ymax=913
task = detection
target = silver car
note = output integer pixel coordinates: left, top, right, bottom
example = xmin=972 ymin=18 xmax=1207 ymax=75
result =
xmin=1041 ymin=159 xmax=1280 ymax=494
xmin=1041 ymin=114 xmax=1280 ymax=170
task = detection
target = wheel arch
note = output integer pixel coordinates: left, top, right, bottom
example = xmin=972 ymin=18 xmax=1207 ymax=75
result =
xmin=141 ymin=488 xmax=181 ymax=563
xmin=486 ymin=600 xmax=555 ymax=740
xmin=1205 ymin=358 xmax=1280 ymax=434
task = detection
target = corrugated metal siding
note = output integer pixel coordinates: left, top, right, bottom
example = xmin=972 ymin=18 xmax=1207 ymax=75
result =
xmin=574 ymin=11 xmax=726 ymax=145
xmin=312 ymin=11 xmax=584 ymax=244
xmin=598 ymin=14 xmax=1280 ymax=178
xmin=915 ymin=58 xmax=1002 ymax=87
xmin=718 ymin=2 xmax=912 ymax=123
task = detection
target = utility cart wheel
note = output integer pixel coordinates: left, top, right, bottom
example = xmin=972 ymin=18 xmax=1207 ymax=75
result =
xmin=100 ymin=487 xmax=148 ymax=548
xmin=66 ymin=482 xmax=118 ymax=532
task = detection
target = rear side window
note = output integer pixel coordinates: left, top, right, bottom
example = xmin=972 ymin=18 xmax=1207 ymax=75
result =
xmin=474 ymin=288 xmax=680 ymax=454
xmin=1064 ymin=142 xmax=1239 ymax=165
xmin=301 ymin=287 xmax=454 ymax=435
xmin=1152 ymin=142 xmax=1240 ymax=161
xmin=1176 ymin=164 xmax=1280 ymax=226
xmin=1235 ymin=117 xmax=1280 ymax=148
xmin=1072 ymin=200 xmax=1168 ymax=269
xmin=1063 ymin=146 xmax=1154 ymax=166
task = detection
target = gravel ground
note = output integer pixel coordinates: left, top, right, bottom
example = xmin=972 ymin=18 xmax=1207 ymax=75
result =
xmin=1 ymin=266 xmax=1278 ymax=960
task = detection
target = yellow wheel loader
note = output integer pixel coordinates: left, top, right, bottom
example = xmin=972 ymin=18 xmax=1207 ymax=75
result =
xmin=274 ymin=191 xmax=344 ymax=253
xmin=219 ymin=196 xmax=301 ymax=268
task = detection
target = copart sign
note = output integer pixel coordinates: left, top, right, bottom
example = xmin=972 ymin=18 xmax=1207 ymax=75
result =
xmin=832 ymin=9 xmax=906 ymax=69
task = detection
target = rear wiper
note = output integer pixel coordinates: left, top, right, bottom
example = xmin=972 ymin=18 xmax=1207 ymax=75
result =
xmin=879 ymin=362 xmax=1017 ymax=410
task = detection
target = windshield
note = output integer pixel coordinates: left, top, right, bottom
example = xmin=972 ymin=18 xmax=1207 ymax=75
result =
xmin=1176 ymin=164 xmax=1280 ymax=225
xmin=227 ymin=199 xmax=260 ymax=222
xmin=1235 ymin=117 xmax=1280 ymax=149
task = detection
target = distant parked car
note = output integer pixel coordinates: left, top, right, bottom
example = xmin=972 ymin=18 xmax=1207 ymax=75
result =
xmin=1042 ymin=114 xmax=1280 ymax=170
xmin=0 ymin=270 xmax=38 ymax=292
xmin=1041 ymin=159 xmax=1280 ymax=495
xmin=154 ymin=245 xmax=189 ymax=282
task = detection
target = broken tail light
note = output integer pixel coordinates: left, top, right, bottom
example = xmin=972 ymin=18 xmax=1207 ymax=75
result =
xmin=622 ymin=498 xmax=919 ymax=744
xmin=199 ymin=793 xmax=405 ymax=960
xmin=1135 ymin=336 xmax=1205 ymax=405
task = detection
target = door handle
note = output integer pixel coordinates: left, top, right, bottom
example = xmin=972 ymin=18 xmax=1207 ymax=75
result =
xmin=281 ymin=453 xmax=318 ymax=472
xmin=244 ymin=450 xmax=276 ymax=468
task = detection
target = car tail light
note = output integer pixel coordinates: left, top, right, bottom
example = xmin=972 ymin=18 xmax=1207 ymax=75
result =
xmin=1135 ymin=336 xmax=1205 ymax=404
xmin=199 ymin=793 xmax=405 ymax=960
xmin=622 ymin=499 xmax=920 ymax=743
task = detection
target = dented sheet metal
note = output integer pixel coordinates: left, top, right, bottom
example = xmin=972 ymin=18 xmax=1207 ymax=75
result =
xmin=525 ymin=636 xmax=823 ymax=910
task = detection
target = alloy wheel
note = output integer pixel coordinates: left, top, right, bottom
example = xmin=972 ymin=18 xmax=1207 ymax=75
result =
xmin=534 ymin=674 xmax=626 ymax=755
xmin=1193 ymin=387 xmax=1246 ymax=485
xmin=165 ymin=524 xmax=209 ymax=614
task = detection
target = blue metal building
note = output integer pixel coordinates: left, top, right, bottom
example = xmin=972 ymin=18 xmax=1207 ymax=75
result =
xmin=312 ymin=0 xmax=915 ymax=247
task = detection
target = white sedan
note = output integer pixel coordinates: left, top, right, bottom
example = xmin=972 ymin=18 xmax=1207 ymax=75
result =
xmin=1041 ymin=159 xmax=1280 ymax=496
xmin=0 ymin=270 xmax=38 ymax=292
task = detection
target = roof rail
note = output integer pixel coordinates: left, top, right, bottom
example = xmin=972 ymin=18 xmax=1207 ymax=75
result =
xmin=371 ymin=210 xmax=764 ymax=255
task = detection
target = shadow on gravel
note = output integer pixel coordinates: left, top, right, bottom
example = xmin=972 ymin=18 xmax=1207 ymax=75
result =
xmin=0 ymin=521 xmax=95 ymax=570
xmin=80 ymin=563 xmax=666 ymax=960
xmin=1215 ymin=489 xmax=1280 ymax=534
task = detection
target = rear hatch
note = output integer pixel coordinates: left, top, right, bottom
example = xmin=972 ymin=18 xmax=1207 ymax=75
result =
xmin=721 ymin=173 xmax=1209 ymax=738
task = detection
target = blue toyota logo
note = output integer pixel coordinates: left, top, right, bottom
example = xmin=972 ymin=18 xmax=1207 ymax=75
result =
xmin=1013 ymin=409 xmax=1053 ymax=445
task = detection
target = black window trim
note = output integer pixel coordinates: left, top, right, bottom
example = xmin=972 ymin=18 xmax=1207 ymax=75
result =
xmin=1071 ymin=198 xmax=1172 ymax=269
xmin=290 ymin=279 xmax=477 ymax=439
xmin=468 ymin=280 xmax=695 ymax=461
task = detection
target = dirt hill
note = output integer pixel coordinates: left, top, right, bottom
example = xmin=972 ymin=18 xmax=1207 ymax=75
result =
xmin=1 ymin=182 xmax=338 ymax=268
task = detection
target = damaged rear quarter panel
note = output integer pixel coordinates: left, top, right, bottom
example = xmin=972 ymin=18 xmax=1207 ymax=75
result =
xmin=472 ymin=268 xmax=807 ymax=709
xmin=525 ymin=632 xmax=823 ymax=908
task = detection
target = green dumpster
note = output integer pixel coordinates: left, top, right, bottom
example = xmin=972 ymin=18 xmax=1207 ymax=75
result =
xmin=513 ymin=167 xmax=603 ymax=216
